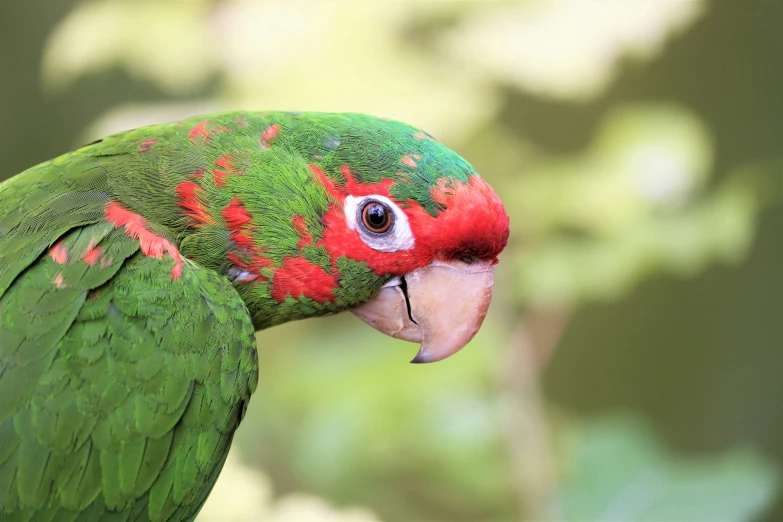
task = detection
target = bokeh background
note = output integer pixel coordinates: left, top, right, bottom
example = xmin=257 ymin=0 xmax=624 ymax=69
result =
xmin=2 ymin=1 xmax=782 ymax=521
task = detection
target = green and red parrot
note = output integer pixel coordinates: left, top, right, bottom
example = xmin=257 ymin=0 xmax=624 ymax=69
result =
xmin=0 ymin=111 xmax=509 ymax=521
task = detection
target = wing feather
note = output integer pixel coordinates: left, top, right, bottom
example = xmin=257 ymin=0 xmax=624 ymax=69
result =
xmin=0 ymin=221 xmax=258 ymax=522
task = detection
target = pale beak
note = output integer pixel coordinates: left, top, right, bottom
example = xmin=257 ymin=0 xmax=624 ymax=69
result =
xmin=350 ymin=259 xmax=495 ymax=363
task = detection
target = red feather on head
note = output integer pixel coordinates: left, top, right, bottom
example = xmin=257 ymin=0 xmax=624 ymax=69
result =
xmin=315 ymin=164 xmax=509 ymax=277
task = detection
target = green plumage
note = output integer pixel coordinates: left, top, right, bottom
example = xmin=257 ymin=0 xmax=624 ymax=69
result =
xmin=0 ymin=111 xmax=483 ymax=521
xmin=0 ymin=222 xmax=257 ymax=521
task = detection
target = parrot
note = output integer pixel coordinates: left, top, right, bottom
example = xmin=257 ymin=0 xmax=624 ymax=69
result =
xmin=0 ymin=111 xmax=509 ymax=521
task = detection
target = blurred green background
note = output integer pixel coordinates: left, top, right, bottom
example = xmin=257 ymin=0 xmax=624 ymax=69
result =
xmin=2 ymin=1 xmax=782 ymax=521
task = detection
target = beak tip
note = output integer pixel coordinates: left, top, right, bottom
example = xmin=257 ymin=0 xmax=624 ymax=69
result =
xmin=410 ymin=348 xmax=433 ymax=364
xmin=411 ymin=347 xmax=450 ymax=364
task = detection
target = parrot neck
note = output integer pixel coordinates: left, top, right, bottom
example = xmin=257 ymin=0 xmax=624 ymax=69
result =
xmin=111 ymin=160 xmax=359 ymax=329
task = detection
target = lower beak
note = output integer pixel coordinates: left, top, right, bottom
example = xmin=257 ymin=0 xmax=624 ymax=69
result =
xmin=350 ymin=259 xmax=495 ymax=363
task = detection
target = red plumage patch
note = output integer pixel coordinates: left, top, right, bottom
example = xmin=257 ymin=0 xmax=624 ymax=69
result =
xmin=232 ymin=232 xmax=256 ymax=251
xmin=309 ymin=164 xmax=342 ymax=200
xmin=313 ymin=165 xmax=509 ymax=277
xmin=214 ymin=155 xmax=233 ymax=171
xmin=138 ymin=139 xmax=158 ymax=153
xmin=401 ymin=155 xmax=417 ymax=168
xmin=212 ymin=154 xmax=242 ymax=188
xmin=105 ymin=202 xmax=183 ymax=280
xmin=222 ymin=197 xmax=253 ymax=231
xmin=226 ymin=251 xmax=273 ymax=282
xmin=270 ymin=256 xmax=339 ymax=304
xmin=414 ymin=176 xmax=509 ymax=262
xmin=221 ymin=197 xmax=273 ymax=281
xmin=309 ymin=164 xmax=395 ymax=201
xmin=82 ymin=240 xmax=102 ymax=266
xmin=292 ymin=215 xmax=312 ymax=249
xmin=176 ymin=181 xmax=213 ymax=225
xmin=260 ymin=124 xmax=280 ymax=148
xmin=212 ymin=170 xmax=227 ymax=188
xmin=341 ymin=164 xmax=395 ymax=196
xmin=49 ymin=241 xmax=68 ymax=265
xmin=188 ymin=121 xmax=210 ymax=142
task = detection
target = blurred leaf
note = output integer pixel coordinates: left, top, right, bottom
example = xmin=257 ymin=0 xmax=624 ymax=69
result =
xmin=42 ymin=0 xmax=216 ymax=94
xmin=516 ymin=105 xmax=714 ymax=236
xmin=266 ymin=495 xmax=381 ymax=522
xmin=440 ymin=1 xmax=704 ymax=100
xmin=198 ymin=448 xmax=381 ymax=522
xmin=508 ymin=104 xmax=760 ymax=307
xmin=46 ymin=0 xmax=500 ymax=144
xmin=554 ymin=414 xmax=780 ymax=521
xmin=197 ymin=450 xmax=272 ymax=522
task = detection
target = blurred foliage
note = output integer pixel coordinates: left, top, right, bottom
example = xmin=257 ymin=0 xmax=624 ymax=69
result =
xmin=439 ymin=1 xmax=703 ymax=101
xmin=554 ymin=415 xmax=778 ymax=521
xmin=2 ymin=1 xmax=783 ymax=521
xmin=198 ymin=450 xmax=380 ymax=522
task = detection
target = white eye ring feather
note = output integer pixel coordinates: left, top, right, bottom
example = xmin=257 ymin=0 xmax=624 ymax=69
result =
xmin=344 ymin=195 xmax=415 ymax=252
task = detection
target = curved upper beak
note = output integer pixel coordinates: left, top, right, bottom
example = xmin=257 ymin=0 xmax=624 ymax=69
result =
xmin=350 ymin=259 xmax=495 ymax=363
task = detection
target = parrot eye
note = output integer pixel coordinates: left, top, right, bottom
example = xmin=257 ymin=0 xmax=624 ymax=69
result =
xmin=361 ymin=201 xmax=392 ymax=233
xmin=344 ymin=194 xmax=415 ymax=252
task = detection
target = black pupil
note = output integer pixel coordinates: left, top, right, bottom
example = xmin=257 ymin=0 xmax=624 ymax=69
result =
xmin=366 ymin=204 xmax=388 ymax=230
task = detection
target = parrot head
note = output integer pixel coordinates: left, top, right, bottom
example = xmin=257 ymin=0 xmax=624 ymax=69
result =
xmin=174 ymin=112 xmax=509 ymax=363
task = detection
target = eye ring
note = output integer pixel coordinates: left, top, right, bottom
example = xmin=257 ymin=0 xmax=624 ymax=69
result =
xmin=360 ymin=200 xmax=393 ymax=234
xmin=345 ymin=194 xmax=414 ymax=252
